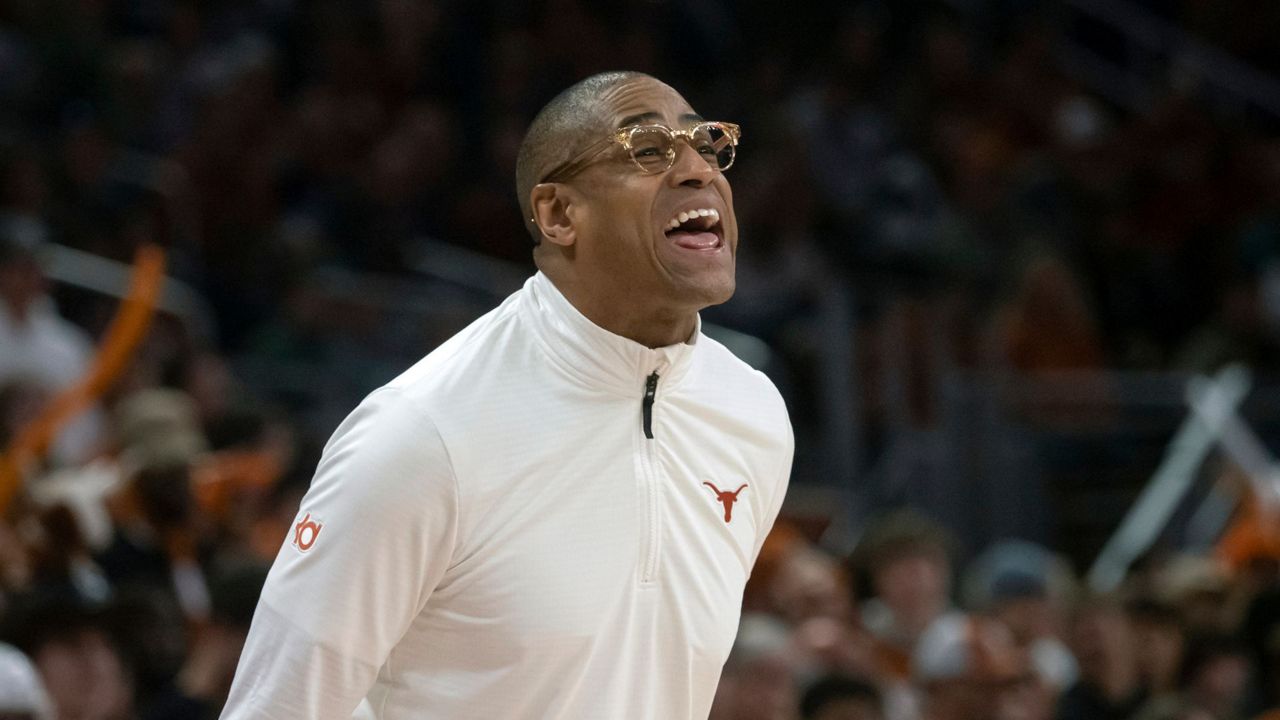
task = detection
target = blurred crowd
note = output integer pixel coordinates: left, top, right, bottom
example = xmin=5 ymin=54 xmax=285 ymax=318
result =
xmin=2 ymin=0 xmax=1280 ymax=718
xmin=715 ymin=510 xmax=1280 ymax=720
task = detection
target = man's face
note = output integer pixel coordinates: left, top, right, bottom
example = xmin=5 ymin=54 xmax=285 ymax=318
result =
xmin=873 ymin=551 xmax=949 ymax=625
xmin=562 ymin=78 xmax=738 ymax=315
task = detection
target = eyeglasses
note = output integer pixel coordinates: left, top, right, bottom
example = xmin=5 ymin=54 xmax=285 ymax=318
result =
xmin=541 ymin=121 xmax=741 ymax=183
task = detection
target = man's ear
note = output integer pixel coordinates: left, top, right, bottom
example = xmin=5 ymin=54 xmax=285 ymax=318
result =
xmin=530 ymin=183 xmax=577 ymax=248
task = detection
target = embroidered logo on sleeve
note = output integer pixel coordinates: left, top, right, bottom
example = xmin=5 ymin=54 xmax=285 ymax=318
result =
xmin=293 ymin=512 xmax=323 ymax=552
xmin=702 ymin=482 xmax=748 ymax=523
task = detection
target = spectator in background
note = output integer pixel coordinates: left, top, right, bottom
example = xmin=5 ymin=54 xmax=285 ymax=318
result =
xmin=140 ymin=564 xmax=268 ymax=720
xmin=710 ymin=614 xmax=802 ymax=720
xmin=986 ymin=254 xmax=1104 ymax=374
xmin=1057 ymin=595 xmax=1146 ymax=720
xmin=0 ymin=642 xmax=54 ymax=720
xmin=23 ymin=502 xmax=109 ymax=606
xmin=0 ymin=237 xmax=104 ymax=465
xmin=1 ymin=596 xmax=135 ymax=720
xmin=102 ymin=588 xmax=188 ymax=714
xmin=1177 ymin=636 xmax=1253 ymax=720
xmin=1131 ymin=635 xmax=1253 ymax=720
xmin=1153 ymin=555 xmax=1239 ymax=635
xmin=0 ymin=504 xmax=34 ymax=598
xmin=913 ymin=613 xmax=1052 ymax=720
xmin=94 ymin=389 xmax=212 ymax=623
xmin=1242 ymin=586 xmax=1280 ymax=713
xmin=21 ymin=387 xmax=214 ymax=611
xmin=772 ymin=541 xmax=885 ymax=696
xmin=771 ymin=545 xmax=856 ymax=626
xmin=1128 ymin=598 xmax=1188 ymax=701
xmin=852 ymin=510 xmax=961 ymax=681
xmin=963 ymin=540 xmax=1079 ymax=692
xmin=801 ymin=674 xmax=885 ymax=720
xmin=987 ymin=569 xmax=1078 ymax=691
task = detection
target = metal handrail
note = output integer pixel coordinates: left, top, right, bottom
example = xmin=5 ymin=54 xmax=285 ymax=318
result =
xmin=411 ymin=237 xmax=530 ymax=299
xmin=1086 ymin=366 xmax=1252 ymax=591
xmin=40 ymin=243 xmax=218 ymax=344
xmin=1055 ymin=0 xmax=1280 ymax=119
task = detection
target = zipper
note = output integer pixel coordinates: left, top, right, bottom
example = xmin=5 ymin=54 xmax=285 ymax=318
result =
xmin=642 ymin=372 xmax=659 ymax=439
xmin=639 ymin=370 xmax=661 ymax=584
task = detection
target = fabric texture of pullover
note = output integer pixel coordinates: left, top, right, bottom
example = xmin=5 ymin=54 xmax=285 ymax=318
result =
xmin=221 ymin=272 xmax=794 ymax=719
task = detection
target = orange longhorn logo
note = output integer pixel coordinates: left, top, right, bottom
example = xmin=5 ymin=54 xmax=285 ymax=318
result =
xmin=703 ymin=482 xmax=748 ymax=523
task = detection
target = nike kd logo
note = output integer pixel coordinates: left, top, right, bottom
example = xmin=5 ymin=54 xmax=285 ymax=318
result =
xmin=293 ymin=512 xmax=323 ymax=552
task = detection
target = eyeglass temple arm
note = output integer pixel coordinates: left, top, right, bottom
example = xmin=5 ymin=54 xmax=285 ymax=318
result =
xmin=540 ymin=135 xmax=619 ymax=183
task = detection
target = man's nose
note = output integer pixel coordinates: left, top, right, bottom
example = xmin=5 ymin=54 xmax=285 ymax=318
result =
xmin=666 ymin=142 xmax=715 ymax=188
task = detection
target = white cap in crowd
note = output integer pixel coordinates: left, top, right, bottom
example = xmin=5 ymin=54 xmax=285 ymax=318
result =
xmin=0 ymin=642 xmax=54 ymax=720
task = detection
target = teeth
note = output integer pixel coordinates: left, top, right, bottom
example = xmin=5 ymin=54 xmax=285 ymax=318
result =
xmin=665 ymin=208 xmax=720 ymax=231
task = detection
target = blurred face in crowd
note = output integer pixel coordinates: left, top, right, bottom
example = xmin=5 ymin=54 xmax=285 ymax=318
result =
xmin=993 ymin=593 xmax=1060 ymax=646
xmin=709 ymin=651 xmax=797 ymax=720
xmin=921 ymin=618 xmax=1052 ymax=720
xmin=0 ymin=249 xmax=45 ymax=317
xmin=1069 ymin=603 xmax=1138 ymax=697
xmin=792 ymin=618 xmax=881 ymax=680
xmin=1187 ymin=650 xmax=1250 ymax=720
xmin=533 ymin=77 xmax=739 ymax=339
xmin=872 ymin=549 xmax=949 ymax=636
xmin=35 ymin=629 xmax=133 ymax=720
xmin=769 ymin=548 xmax=852 ymax=625
xmin=1129 ymin=614 xmax=1184 ymax=692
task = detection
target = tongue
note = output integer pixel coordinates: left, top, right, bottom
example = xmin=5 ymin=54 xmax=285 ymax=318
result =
xmin=668 ymin=230 xmax=719 ymax=249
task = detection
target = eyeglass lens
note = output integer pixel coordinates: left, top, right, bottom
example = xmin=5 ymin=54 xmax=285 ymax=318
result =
xmin=627 ymin=124 xmax=735 ymax=173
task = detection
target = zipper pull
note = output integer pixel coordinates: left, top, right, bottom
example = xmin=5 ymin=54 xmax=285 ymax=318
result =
xmin=642 ymin=372 xmax=659 ymax=439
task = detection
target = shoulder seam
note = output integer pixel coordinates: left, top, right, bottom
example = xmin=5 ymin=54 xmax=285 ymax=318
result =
xmin=398 ymin=299 xmax=523 ymax=384
xmin=696 ymin=334 xmax=786 ymax=403
xmin=366 ymin=386 xmax=464 ymax=597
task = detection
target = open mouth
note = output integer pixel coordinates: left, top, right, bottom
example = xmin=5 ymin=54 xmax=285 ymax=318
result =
xmin=663 ymin=207 xmax=723 ymax=250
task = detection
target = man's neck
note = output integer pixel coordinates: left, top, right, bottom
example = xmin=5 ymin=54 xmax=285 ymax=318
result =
xmin=546 ymin=274 xmax=697 ymax=349
xmin=594 ymin=308 xmax=696 ymax=349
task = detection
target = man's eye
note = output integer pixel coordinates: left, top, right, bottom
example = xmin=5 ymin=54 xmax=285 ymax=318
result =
xmin=697 ymin=144 xmax=716 ymax=155
xmin=634 ymin=147 xmax=663 ymax=157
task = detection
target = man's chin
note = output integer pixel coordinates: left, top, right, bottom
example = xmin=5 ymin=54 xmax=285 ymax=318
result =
xmin=676 ymin=274 xmax=735 ymax=310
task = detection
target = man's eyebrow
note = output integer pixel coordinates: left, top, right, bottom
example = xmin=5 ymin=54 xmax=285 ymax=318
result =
xmin=617 ymin=112 xmax=662 ymax=128
xmin=616 ymin=112 xmax=706 ymax=128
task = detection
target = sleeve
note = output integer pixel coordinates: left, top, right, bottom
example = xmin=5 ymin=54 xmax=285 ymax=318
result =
xmin=750 ymin=409 xmax=793 ymax=569
xmin=220 ymin=388 xmax=459 ymax=719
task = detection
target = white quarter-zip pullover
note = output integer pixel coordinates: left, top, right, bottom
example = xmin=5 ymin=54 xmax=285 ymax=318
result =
xmin=221 ymin=272 xmax=793 ymax=719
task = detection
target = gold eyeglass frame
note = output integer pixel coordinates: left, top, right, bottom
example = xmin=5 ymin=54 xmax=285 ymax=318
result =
xmin=540 ymin=121 xmax=742 ymax=183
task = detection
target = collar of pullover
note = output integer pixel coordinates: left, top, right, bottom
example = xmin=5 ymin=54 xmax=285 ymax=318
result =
xmin=523 ymin=271 xmax=698 ymax=397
